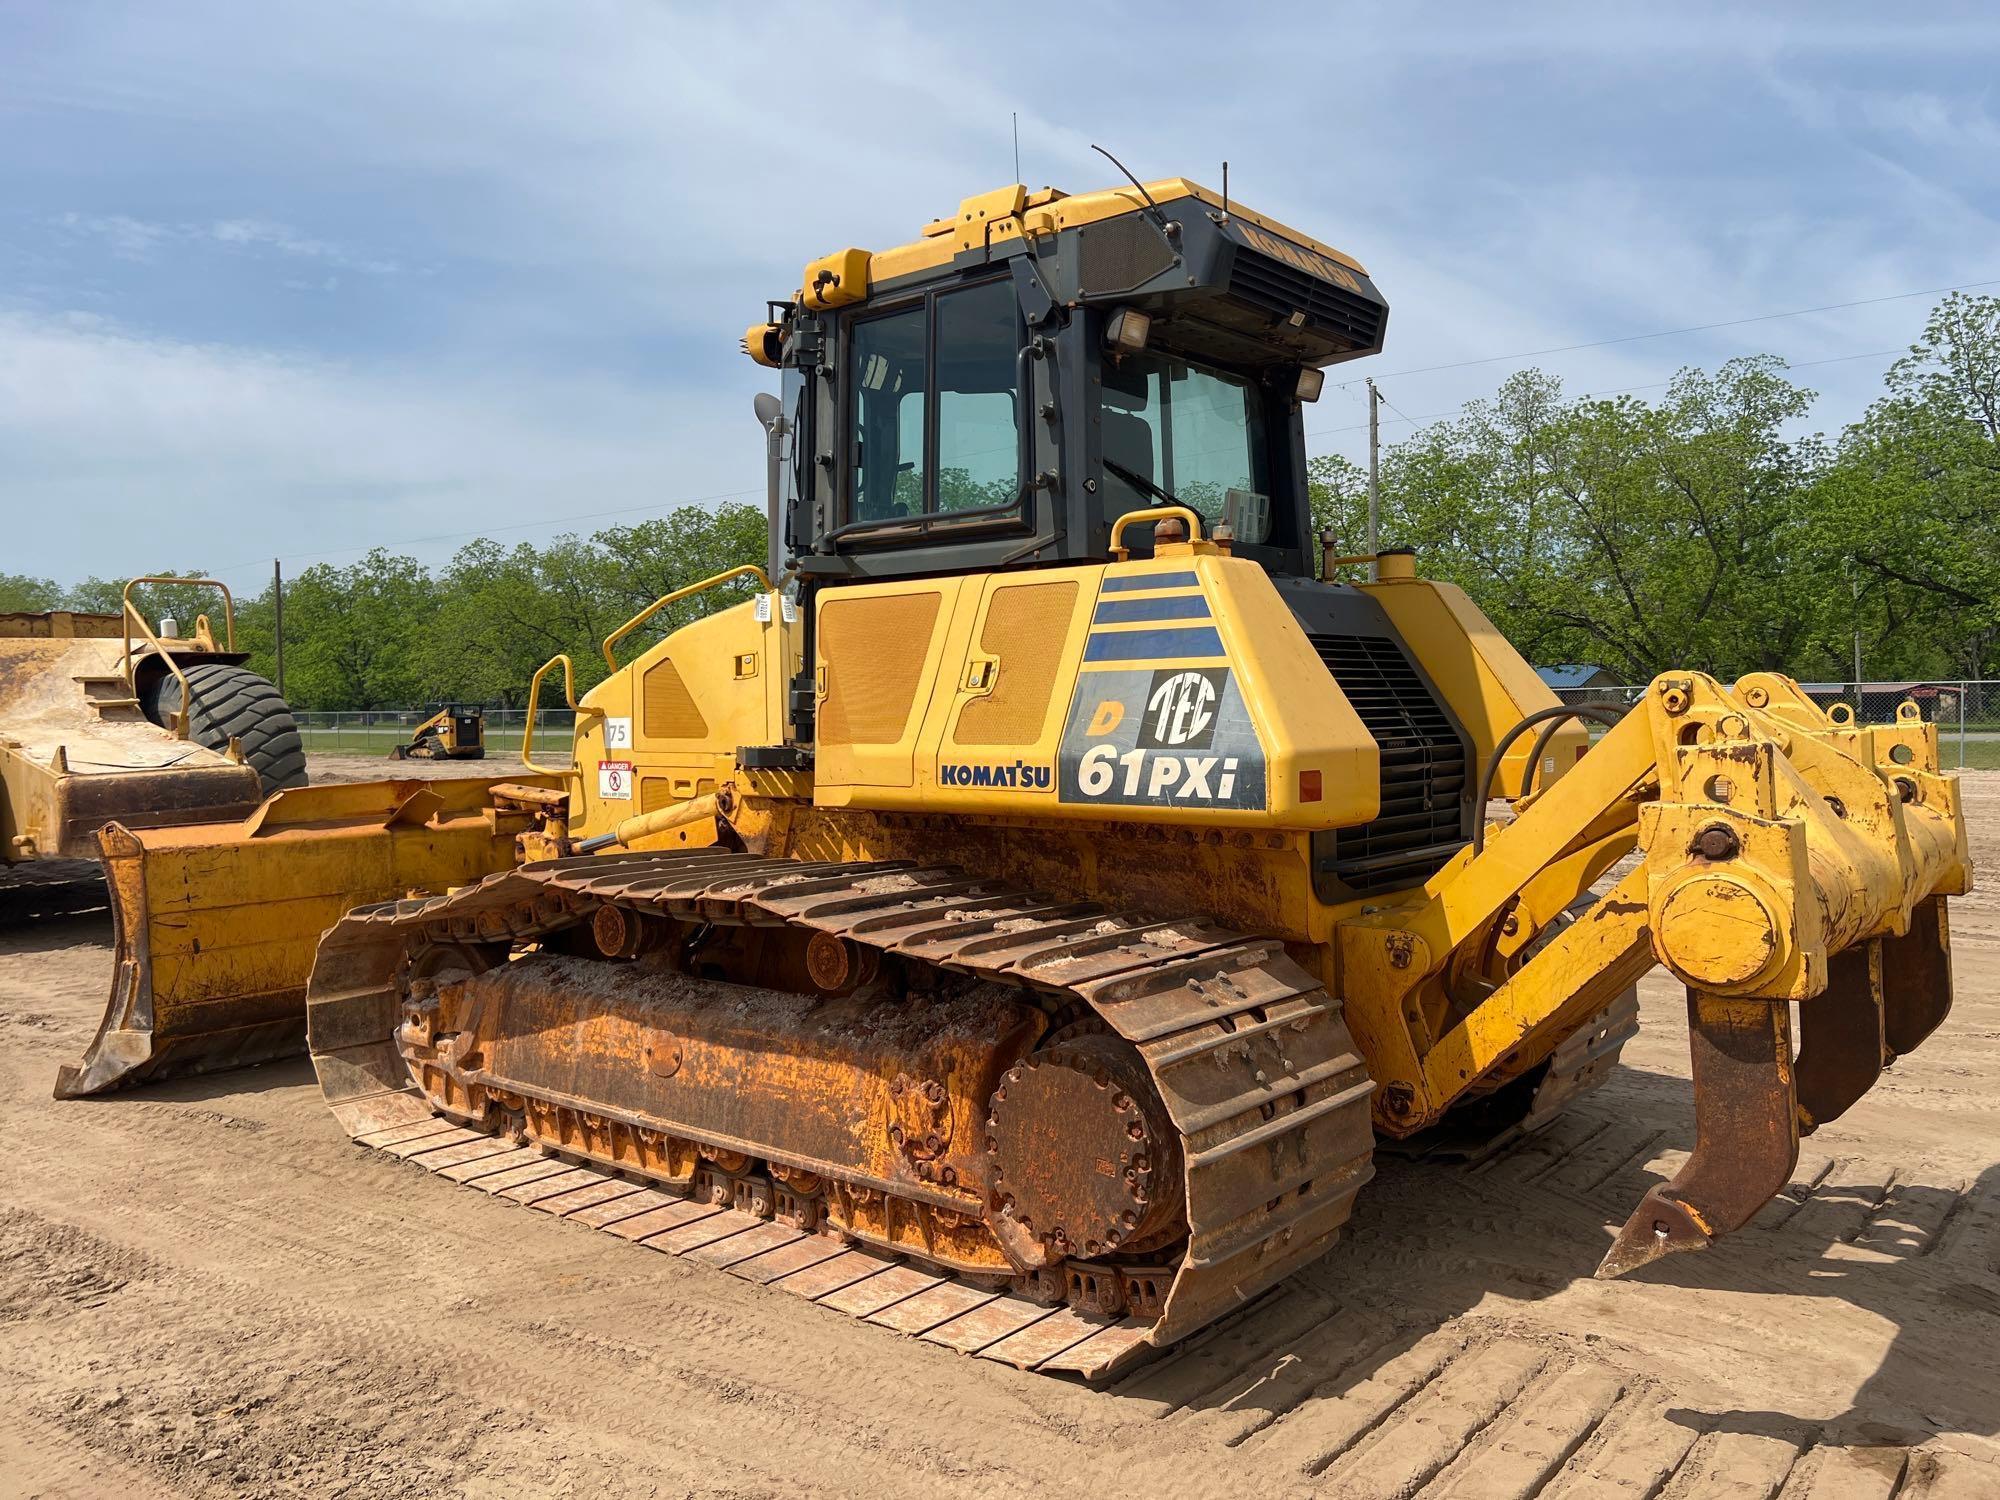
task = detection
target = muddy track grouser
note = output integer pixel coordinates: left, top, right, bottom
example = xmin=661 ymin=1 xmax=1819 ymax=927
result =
xmin=61 ymin=174 xmax=1971 ymax=1377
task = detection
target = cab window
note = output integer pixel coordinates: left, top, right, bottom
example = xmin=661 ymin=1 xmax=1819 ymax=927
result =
xmin=846 ymin=278 xmax=1022 ymax=525
xmin=1100 ymin=355 xmax=1272 ymax=543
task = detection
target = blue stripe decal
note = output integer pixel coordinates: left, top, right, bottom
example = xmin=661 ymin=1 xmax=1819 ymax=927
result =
xmin=1092 ymin=595 xmax=1212 ymax=624
xmin=1099 ymin=571 xmax=1199 ymax=593
xmin=1082 ymin=626 xmax=1226 ymax=662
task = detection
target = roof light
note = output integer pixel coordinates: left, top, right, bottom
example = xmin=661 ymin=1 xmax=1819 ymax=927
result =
xmin=1295 ymin=367 xmax=1326 ymax=402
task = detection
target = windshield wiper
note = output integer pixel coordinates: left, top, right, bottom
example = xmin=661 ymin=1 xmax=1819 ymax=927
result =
xmin=1103 ymin=457 xmax=1186 ymax=512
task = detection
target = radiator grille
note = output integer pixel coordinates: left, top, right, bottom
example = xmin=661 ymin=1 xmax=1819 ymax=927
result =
xmin=1228 ymin=250 xmax=1386 ymax=351
xmin=1310 ymin=632 xmax=1467 ymax=892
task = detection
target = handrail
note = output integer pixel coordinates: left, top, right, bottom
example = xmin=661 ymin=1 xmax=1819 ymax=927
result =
xmin=120 ymin=576 xmax=237 ymax=738
xmin=521 ymin=653 xmax=603 ymax=778
xmin=601 ymin=563 xmax=772 ymax=673
xmin=1108 ymin=504 xmax=1205 ymax=559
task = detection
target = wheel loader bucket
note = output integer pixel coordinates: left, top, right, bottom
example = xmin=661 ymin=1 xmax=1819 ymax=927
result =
xmin=54 ymin=774 xmax=560 ymax=1098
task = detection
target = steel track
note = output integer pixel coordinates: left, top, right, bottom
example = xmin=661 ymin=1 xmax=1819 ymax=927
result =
xmin=305 ymin=849 xmax=1379 ymax=1379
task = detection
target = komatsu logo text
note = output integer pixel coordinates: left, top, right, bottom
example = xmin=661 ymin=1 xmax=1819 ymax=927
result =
xmin=939 ymin=760 xmax=1053 ymax=791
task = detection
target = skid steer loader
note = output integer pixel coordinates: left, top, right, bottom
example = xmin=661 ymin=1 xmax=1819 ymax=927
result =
xmin=64 ymin=175 xmax=1971 ymax=1379
xmin=391 ymin=704 xmax=487 ymax=761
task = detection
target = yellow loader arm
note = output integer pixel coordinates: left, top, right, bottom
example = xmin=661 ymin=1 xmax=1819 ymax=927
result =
xmin=1342 ymin=672 xmax=1970 ymax=1276
xmin=55 ymin=775 xmax=563 ymax=1097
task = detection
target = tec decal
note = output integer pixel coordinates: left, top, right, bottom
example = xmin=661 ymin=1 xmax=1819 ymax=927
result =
xmin=1057 ymin=665 xmax=1268 ymax=810
xmin=939 ymin=760 xmax=1054 ymax=791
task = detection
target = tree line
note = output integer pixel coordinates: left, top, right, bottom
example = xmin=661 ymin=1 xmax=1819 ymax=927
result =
xmin=1308 ymin=293 xmax=2000 ymax=683
xmin=0 ymin=505 xmax=767 ymax=711
xmin=6 ymin=294 xmax=1996 ymax=709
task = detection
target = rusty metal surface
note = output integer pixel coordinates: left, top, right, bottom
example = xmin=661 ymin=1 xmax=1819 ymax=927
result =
xmin=1518 ymin=983 xmax=1642 ymax=1138
xmin=54 ymin=776 xmax=559 ymax=1098
xmin=1794 ymin=941 xmax=1886 ymax=1135
xmin=305 ymin=848 xmax=1380 ymax=1376
xmin=2 ymin=632 xmax=266 ymax=864
xmin=1375 ymin=986 xmax=1641 ymax=1164
xmin=1882 ymin=895 xmax=1953 ymax=1057
xmin=1598 ymin=991 xmax=1800 ymax=1278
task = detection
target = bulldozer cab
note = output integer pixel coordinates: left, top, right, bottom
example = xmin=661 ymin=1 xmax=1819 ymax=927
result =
xmin=752 ymin=179 xmax=1388 ymax=587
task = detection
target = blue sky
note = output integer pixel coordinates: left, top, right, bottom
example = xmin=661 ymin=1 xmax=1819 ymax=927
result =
xmin=5 ymin=4 xmax=1999 ymax=585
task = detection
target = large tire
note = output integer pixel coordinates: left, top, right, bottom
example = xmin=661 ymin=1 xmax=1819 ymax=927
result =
xmin=145 ymin=663 xmax=309 ymax=796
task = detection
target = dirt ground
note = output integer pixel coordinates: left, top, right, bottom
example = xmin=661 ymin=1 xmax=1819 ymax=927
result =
xmin=2 ymin=766 xmax=1998 ymax=1498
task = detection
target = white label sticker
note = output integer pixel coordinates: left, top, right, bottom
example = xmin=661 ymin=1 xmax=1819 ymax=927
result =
xmin=597 ymin=759 xmax=634 ymax=801
xmin=604 ymin=716 xmax=633 ymax=750
xmin=780 ymin=595 xmax=797 ymax=624
xmin=755 ymin=593 xmax=772 ymax=622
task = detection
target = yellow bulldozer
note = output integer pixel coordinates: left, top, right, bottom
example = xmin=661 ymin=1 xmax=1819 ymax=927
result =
xmin=56 ymin=173 xmax=1971 ymax=1378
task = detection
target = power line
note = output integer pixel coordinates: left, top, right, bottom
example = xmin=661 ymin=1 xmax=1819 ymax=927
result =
xmin=1332 ymin=275 xmax=2000 ymax=388
xmin=1373 ymin=387 xmax=1419 ymax=429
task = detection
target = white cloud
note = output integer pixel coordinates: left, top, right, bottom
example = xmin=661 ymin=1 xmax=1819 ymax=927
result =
xmin=49 ymin=212 xmax=402 ymax=276
xmin=53 ymin=211 xmax=172 ymax=260
xmin=207 ymin=218 xmax=401 ymax=274
xmin=0 ymin=308 xmax=766 ymax=580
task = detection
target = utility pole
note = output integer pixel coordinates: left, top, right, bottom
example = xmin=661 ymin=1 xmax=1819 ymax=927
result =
xmin=273 ymin=559 xmax=285 ymax=696
xmin=1366 ymin=377 xmax=1382 ymax=581
xmin=1851 ymin=575 xmax=1863 ymax=705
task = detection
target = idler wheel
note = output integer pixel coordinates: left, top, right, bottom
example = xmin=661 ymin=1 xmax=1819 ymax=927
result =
xmin=986 ymin=1034 xmax=1184 ymax=1262
xmin=590 ymin=903 xmax=668 ymax=959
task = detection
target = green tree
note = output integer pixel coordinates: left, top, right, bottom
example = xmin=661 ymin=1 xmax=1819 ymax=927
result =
xmin=1312 ymin=361 xmax=1833 ymax=681
xmin=276 ymin=550 xmax=438 ymax=709
xmin=1808 ymin=293 xmax=2000 ymax=678
xmin=0 ymin=574 xmax=64 ymax=613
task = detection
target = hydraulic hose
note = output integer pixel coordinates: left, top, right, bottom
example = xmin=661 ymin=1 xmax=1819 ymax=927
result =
xmin=1471 ymin=704 xmax=1628 ymax=854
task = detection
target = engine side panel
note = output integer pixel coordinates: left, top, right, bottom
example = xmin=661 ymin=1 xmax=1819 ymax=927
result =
xmin=812 ymin=549 xmax=1381 ymax=830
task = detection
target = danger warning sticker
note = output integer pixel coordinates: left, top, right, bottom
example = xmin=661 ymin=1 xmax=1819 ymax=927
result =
xmin=597 ymin=760 xmax=634 ymax=801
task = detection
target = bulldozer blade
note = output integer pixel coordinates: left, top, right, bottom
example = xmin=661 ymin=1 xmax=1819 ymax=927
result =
xmin=1598 ymin=991 xmax=1799 ymax=1279
xmin=1794 ymin=940 xmax=1886 ymax=1135
xmin=1882 ymin=895 xmax=1952 ymax=1058
xmin=53 ymin=775 xmax=555 ymax=1099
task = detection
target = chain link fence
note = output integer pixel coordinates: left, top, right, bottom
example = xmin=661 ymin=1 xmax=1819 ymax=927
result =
xmin=295 ymin=708 xmax=578 ymax=761
xmin=295 ymin=682 xmax=2000 ymax=772
xmin=1550 ymin=680 xmax=2000 ymax=770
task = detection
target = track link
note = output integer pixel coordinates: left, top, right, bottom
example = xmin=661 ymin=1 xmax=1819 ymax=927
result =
xmin=306 ymin=849 xmax=1378 ymax=1379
